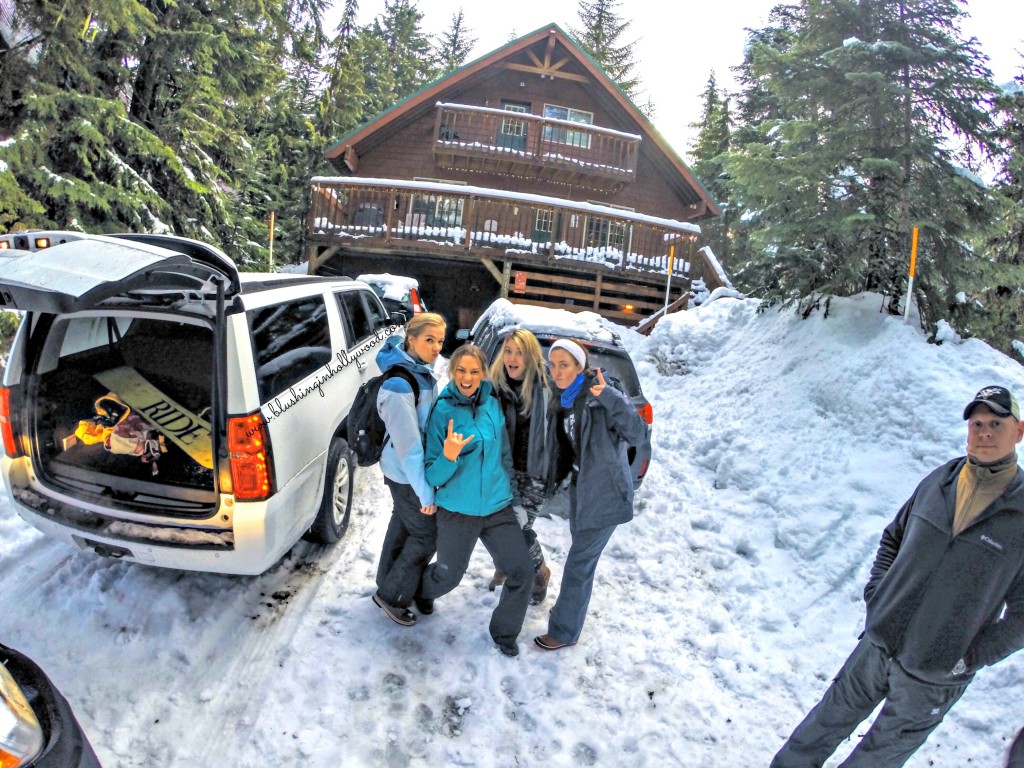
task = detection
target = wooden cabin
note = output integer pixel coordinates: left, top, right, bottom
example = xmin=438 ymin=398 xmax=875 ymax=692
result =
xmin=306 ymin=23 xmax=725 ymax=335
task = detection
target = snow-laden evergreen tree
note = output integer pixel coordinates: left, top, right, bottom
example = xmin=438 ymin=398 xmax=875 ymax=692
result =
xmin=319 ymin=0 xmax=369 ymax=141
xmin=569 ymin=0 xmax=642 ymax=105
xmin=435 ymin=9 xmax=476 ymax=75
xmin=725 ymin=0 xmax=998 ymax=329
xmin=953 ymin=70 xmax=1024 ymax=359
xmin=688 ymin=73 xmax=733 ymax=264
xmin=0 ymin=0 xmax=329 ymax=266
xmin=362 ymin=0 xmax=436 ymax=118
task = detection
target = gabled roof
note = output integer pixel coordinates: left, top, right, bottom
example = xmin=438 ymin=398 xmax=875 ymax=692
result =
xmin=324 ymin=23 xmax=719 ymax=218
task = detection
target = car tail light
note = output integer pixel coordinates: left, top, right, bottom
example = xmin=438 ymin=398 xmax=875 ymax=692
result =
xmin=637 ymin=402 xmax=653 ymax=425
xmin=0 ymin=388 xmax=21 ymax=458
xmin=0 ymin=660 xmax=44 ymax=768
xmin=410 ymin=288 xmax=422 ymax=315
xmin=228 ymin=412 xmax=273 ymax=500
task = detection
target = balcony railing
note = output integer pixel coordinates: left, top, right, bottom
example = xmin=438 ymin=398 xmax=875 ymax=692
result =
xmin=306 ymin=178 xmax=719 ymax=286
xmin=432 ymin=103 xmax=640 ymax=189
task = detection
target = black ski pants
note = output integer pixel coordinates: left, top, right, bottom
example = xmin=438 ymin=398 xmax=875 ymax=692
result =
xmin=420 ymin=505 xmax=532 ymax=648
xmin=376 ymin=478 xmax=437 ymax=608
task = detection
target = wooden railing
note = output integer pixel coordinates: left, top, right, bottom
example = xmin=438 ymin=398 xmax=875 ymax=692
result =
xmin=432 ymin=103 xmax=640 ymax=188
xmin=306 ymin=178 xmax=715 ymax=283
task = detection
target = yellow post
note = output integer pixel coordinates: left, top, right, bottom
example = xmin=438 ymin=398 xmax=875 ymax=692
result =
xmin=663 ymin=244 xmax=675 ymax=315
xmin=904 ymin=227 xmax=919 ymax=323
xmin=268 ymin=211 xmax=276 ymax=271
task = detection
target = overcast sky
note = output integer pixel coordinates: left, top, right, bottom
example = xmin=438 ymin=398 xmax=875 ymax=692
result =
xmin=344 ymin=0 xmax=1024 ymax=159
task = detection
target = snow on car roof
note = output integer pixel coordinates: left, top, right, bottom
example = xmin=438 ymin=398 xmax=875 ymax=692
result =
xmin=357 ymin=272 xmax=419 ymax=302
xmin=473 ymin=298 xmax=620 ymax=344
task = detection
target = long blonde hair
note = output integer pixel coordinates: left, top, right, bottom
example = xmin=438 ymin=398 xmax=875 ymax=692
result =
xmin=489 ymin=329 xmax=550 ymax=415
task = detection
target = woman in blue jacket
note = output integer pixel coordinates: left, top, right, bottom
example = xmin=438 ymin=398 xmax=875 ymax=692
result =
xmin=420 ymin=344 xmax=533 ymax=657
xmin=534 ymin=338 xmax=648 ymax=652
xmin=372 ymin=313 xmax=446 ymax=628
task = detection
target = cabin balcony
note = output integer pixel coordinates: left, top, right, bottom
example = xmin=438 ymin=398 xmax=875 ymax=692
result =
xmin=305 ymin=178 xmax=728 ymax=326
xmin=431 ymin=103 xmax=640 ymax=191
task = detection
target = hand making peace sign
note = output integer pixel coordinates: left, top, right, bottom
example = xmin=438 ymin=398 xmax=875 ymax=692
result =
xmin=443 ymin=418 xmax=475 ymax=461
xmin=589 ymin=367 xmax=607 ymax=397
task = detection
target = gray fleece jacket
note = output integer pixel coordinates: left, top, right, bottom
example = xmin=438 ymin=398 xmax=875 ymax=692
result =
xmin=863 ymin=456 xmax=1024 ymax=685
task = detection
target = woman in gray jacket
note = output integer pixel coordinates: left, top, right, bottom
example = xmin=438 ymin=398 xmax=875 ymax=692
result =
xmin=534 ymin=338 xmax=648 ymax=651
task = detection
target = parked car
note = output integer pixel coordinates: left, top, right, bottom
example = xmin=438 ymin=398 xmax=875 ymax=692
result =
xmin=0 ymin=642 xmax=101 ymax=767
xmin=459 ymin=298 xmax=653 ymax=488
xmin=0 ymin=231 xmax=89 ymax=253
xmin=357 ymin=273 xmax=427 ymax=322
xmin=0 ymin=232 xmax=404 ymax=575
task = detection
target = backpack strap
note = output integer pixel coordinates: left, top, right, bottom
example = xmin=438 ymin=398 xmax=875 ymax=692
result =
xmin=382 ymin=366 xmax=420 ymax=405
xmin=380 ymin=367 xmax=422 ymax=450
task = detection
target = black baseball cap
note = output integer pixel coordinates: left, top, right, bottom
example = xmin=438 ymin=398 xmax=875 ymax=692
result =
xmin=963 ymin=386 xmax=1020 ymax=420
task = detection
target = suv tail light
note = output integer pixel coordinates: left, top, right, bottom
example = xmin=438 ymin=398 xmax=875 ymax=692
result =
xmin=228 ymin=412 xmax=273 ymax=500
xmin=0 ymin=387 xmax=22 ymax=458
xmin=637 ymin=402 xmax=653 ymax=425
xmin=409 ymin=288 xmax=422 ymax=315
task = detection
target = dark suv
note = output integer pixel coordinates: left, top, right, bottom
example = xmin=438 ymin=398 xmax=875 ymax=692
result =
xmin=460 ymin=299 xmax=652 ymax=489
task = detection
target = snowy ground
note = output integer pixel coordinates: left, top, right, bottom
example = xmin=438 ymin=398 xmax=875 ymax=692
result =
xmin=2 ymin=292 xmax=1023 ymax=767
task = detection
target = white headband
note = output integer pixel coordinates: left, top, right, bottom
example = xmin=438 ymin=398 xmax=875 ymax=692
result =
xmin=550 ymin=339 xmax=587 ymax=369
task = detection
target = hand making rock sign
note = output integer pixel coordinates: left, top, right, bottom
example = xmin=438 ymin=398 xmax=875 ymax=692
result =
xmin=442 ymin=418 xmax=475 ymax=461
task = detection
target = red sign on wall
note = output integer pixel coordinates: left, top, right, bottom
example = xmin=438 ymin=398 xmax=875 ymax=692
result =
xmin=513 ymin=271 xmax=527 ymax=294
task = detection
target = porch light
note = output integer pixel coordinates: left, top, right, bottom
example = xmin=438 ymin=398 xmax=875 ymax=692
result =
xmin=622 ymin=304 xmax=634 ymax=313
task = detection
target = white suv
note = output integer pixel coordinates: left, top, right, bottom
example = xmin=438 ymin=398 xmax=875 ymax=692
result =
xmin=0 ymin=232 xmax=398 ymax=575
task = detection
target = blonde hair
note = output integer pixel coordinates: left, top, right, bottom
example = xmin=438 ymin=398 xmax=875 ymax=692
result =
xmin=490 ymin=329 xmax=550 ymax=415
xmin=404 ymin=312 xmax=446 ymax=351
xmin=449 ymin=344 xmax=489 ymax=377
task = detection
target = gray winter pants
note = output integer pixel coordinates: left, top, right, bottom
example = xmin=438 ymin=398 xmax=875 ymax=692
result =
xmin=376 ymin=478 xmax=437 ymax=608
xmin=770 ymin=637 xmax=969 ymax=768
xmin=546 ymin=485 xmax=618 ymax=644
xmin=420 ymin=505 xmax=532 ymax=648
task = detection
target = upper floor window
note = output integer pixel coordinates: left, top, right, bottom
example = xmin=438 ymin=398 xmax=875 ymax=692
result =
xmin=543 ymin=105 xmax=593 ymax=149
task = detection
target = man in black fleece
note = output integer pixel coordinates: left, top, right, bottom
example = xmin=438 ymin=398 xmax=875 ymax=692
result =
xmin=771 ymin=385 xmax=1024 ymax=768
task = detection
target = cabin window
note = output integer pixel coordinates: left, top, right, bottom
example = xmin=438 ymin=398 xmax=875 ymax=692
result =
xmin=409 ymin=195 xmax=464 ymax=229
xmin=584 ymin=202 xmax=632 ymax=253
xmin=535 ymin=209 xmax=554 ymax=235
xmin=542 ymin=105 xmax=593 ymax=149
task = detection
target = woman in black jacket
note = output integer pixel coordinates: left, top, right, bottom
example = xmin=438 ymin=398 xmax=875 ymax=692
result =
xmin=488 ymin=329 xmax=553 ymax=603
xmin=534 ymin=338 xmax=648 ymax=651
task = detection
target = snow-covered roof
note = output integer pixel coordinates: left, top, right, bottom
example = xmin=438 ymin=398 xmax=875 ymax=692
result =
xmin=357 ymin=272 xmax=419 ymax=302
xmin=472 ymin=298 xmax=620 ymax=344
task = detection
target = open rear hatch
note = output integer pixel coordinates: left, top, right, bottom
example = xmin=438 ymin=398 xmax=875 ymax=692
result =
xmin=0 ymin=235 xmax=239 ymax=517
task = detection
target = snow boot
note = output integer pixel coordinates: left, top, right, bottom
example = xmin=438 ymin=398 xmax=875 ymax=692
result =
xmin=530 ymin=561 xmax=551 ymax=605
xmin=488 ymin=570 xmax=506 ymax=591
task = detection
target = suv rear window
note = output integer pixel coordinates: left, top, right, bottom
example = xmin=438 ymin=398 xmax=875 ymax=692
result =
xmin=248 ymin=295 xmax=332 ymax=403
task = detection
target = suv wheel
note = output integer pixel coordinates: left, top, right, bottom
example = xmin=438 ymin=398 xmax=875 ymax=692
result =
xmin=307 ymin=438 xmax=354 ymax=544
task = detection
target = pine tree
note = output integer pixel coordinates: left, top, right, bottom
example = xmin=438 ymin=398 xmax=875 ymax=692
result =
xmin=0 ymin=0 xmax=329 ymax=268
xmin=435 ymin=9 xmax=476 ymax=75
xmin=954 ymin=71 xmax=1024 ymax=358
xmin=363 ymin=0 xmax=436 ymax=116
xmin=570 ymin=0 xmax=642 ymax=104
xmin=724 ymin=0 xmax=998 ymax=329
xmin=689 ymin=73 xmax=732 ymax=263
